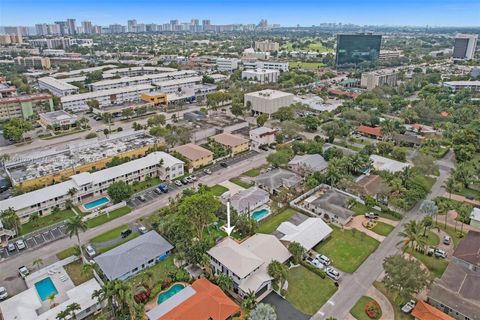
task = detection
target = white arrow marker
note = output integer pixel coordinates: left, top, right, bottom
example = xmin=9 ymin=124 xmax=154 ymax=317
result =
xmin=223 ymin=201 xmax=235 ymax=236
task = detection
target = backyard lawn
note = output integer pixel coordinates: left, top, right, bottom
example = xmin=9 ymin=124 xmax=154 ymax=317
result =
xmin=286 ymin=266 xmax=337 ymax=316
xmin=350 ymin=296 xmax=382 ymax=320
xmin=128 ymin=255 xmax=177 ymax=287
xmin=85 ymin=206 xmax=132 ymax=228
xmin=352 ymin=203 xmax=401 ymax=221
xmin=131 ymin=177 xmax=161 ymax=193
xmin=410 ymin=249 xmax=448 ymax=279
xmin=371 ymin=222 xmax=394 ymax=237
xmin=90 ymin=224 xmax=130 ymax=243
xmin=314 ymin=226 xmax=380 ymax=273
xmin=242 ymin=168 xmax=261 ymax=177
xmin=257 ymin=208 xmax=297 ymax=234
xmin=210 ymin=184 xmax=229 ymax=196
xmin=21 ymin=209 xmax=76 ymax=235
xmin=64 ymin=259 xmax=93 ymax=286
xmin=56 ymin=246 xmax=78 ymax=260
xmin=229 ymin=177 xmax=253 ymax=189
xmin=373 ymin=282 xmax=414 ymax=320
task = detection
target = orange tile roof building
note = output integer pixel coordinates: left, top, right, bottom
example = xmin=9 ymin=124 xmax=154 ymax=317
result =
xmin=147 ymin=278 xmax=240 ymax=320
xmin=356 ymin=125 xmax=382 ymax=139
xmin=412 ymin=301 xmax=455 ymax=320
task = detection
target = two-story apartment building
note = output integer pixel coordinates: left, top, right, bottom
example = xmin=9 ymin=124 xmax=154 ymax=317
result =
xmin=211 ymin=133 xmax=249 ymax=156
xmin=249 ymin=127 xmax=277 ymax=150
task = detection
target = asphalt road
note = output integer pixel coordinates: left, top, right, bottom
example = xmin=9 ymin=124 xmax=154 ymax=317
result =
xmin=0 ymin=151 xmax=269 ymax=296
xmin=312 ymin=153 xmax=454 ymax=320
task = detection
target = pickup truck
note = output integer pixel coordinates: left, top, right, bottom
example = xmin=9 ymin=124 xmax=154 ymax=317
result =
xmin=364 ymin=212 xmax=379 ymax=219
xmin=18 ymin=266 xmax=29 ymax=279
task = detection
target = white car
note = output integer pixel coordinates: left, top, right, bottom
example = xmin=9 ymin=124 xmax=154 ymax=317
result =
xmin=138 ymin=226 xmax=148 ymax=234
xmin=305 ymin=257 xmax=325 ymax=270
xmin=401 ymin=300 xmax=416 ymax=313
xmin=15 ymin=239 xmax=26 ymax=250
xmin=434 ymin=248 xmax=447 ymax=259
xmin=174 ymin=180 xmax=183 ymax=187
xmin=326 ymin=267 xmax=340 ymax=281
xmin=85 ymin=245 xmax=96 ymax=257
xmin=18 ymin=266 xmax=29 ymax=279
xmin=317 ymin=254 xmax=331 ymax=266
xmin=0 ymin=287 xmax=7 ymax=300
xmin=7 ymin=243 xmax=15 ymax=252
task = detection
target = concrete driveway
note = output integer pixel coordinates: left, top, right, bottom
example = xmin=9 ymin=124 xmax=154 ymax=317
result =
xmin=262 ymin=292 xmax=309 ymax=320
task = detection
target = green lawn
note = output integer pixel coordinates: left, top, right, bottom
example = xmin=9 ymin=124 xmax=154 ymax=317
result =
xmin=85 ymin=206 xmax=132 ymax=228
xmin=242 ymin=168 xmax=261 ymax=177
xmin=409 ymin=249 xmax=449 ymax=279
xmin=352 ymin=203 xmax=401 ymax=221
xmin=421 ymin=230 xmax=440 ymax=246
xmin=350 ymin=296 xmax=381 ymax=320
xmin=285 ymin=266 xmax=337 ymax=316
xmin=290 ymin=62 xmax=327 ymax=69
xmin=21 ymin=209 xmax=76 ymax=235
xmin=90 ymin=224 xmax=129 ymax=243
xmin=210 ymin=184 xmax=229 ymax=196
xmin=131 ymin=177 xmax=161 ymax=193
xmin=456 ymin=186 xmax=480 ymax=200
xmin=314 ymin=226 xmax=380 ymax=273
xmin=128 ymin=255 xmax=177 ymax=287
xmin=412 ymin=175 xmax=436 ymax=192
xmin=371 ymin=222 xmax=394 ymax=237
xmin=64 ymin=259 xmax=93 ymax=286
xmin=257 ymin=208 xmax=297 ymax=234
xmin=229 ymin=177 xmax=253 ymax=189
xmin=56 ymin=246 xmax=78 ymax=260
xmin=96 ymin=232 xmax=140 ymax=254
xmin=373 ymin=282 xmax=414 ymax=320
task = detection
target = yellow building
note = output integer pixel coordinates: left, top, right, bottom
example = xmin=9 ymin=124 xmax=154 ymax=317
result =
xmin=141 ymin=92 xmax=168 ymax=106
xmin=173 ymin=143 xmax=213 ymax=169
xmin=211 ymin=133 xmax=250 ymax=155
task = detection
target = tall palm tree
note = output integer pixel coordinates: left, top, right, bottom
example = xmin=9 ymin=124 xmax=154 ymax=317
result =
xmin=398 ymin=220 xmax=423 ymax=252
xmin=65 ymin=215 xmax=87 ymax=259
xmin=0 ymin=207 xmax=21 ymax=235
xmin=32 ymin=257 xmax=44 ymax=270
xmin=48 ymin=293 xmax=57 ymax=308
xmin=92 ymin=281 xmax=116 ymax=315
xmin=241 ymin=290 xmax=257 ymax=315
xmin=444 ymin=176 xmax=457 ymax=228
xmin=65 ymin=302 xmax=81 ymax=320
xmin=55 ymin=309 xmax=69 ymax=320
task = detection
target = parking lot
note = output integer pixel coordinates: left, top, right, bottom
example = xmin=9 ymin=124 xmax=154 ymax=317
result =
xmin=128 ymin=150 xmax=259 ymax=207
xmin=0 ymin=223 xmax=68 ymax=261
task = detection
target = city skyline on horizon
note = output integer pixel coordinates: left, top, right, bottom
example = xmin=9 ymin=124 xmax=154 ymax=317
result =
xmin=1 ymin=0 xmax=480 ymax=28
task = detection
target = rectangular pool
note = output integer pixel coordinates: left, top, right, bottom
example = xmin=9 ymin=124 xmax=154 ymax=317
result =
xmin=251 ymin=207 xmax=271 ymax=221
xmin=34 ymin=277 xmax=58 ymax=301
xmin=83 ymin=197 xmax=110 ymax=210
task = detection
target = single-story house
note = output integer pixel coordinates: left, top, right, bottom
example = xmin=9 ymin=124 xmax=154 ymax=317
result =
xmin=173 ymin=143 xmax=213 ymax=169
xmin=226 ymin=186 xmax=270 ymax=214
xmin=370 ymin=154 xmax=411 ymax=173
xmin=146 ymin=278 xmax=240 ymax=320
xmin=470 ymin=208 xmax=480 ymax=229
xmin=355 ymin=174 xmax=389 ymax=202
xmin=94 ymin=231 xmax=173 ymax=281
xmin=211 ymin=133 xmax=250 ymax=155
xmin=356 ymin=125 xmax=382 ymax=140
xmin=393 ymin=133 xmax=422 ymax=146
xmin=322 ymin=143 xmax=357 ymax=156
xmin=288 ymin=154 xmax=328 ymax=176
xmin=276 ymin=217 xmax=332 ymax=251
xmin=208 ymin=234 xmax=291 ymax=301
xmin=249 ymin=127 xmax=277 ymax=150
xmin=412 ymin=300 xmax=454 ymax=320
xmin=304 ymin=187 xmax=355 ymax=226
xmin=255 ymin=169 xmax=302 ymax=194
xmin=406 ymin=123 xmax=437 ymax=135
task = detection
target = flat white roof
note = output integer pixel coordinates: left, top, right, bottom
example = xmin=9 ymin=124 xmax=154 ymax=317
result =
xmin=443 ymin=80 xmax=480 ymax=86
xmin=370 ymin=154 xmax=411 ymax=173
xmin=53 ymin=64 xmax=117 ymax=78
xmin=277 ymin=217 xmax=332 ymax=251
xmin=154 ymin=76 xmax=202 ymax=87
xmin=90 ymin=70 xmax=198 ymax=87
xmin=38 ymin=77 xmax=78 ymax=91
xmin=103 ymin=66 xmax=176 ymax=75
xmin=61 ymin=84 xmax=154 ymax=102
xmin=245 ymin=89 xmax=293 ymax=99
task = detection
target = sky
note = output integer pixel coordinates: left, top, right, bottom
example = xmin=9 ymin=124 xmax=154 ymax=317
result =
xmin=1 ymin=0 xmax=479 ymax=27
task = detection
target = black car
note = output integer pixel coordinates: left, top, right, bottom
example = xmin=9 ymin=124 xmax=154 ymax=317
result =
xmin=220 ymin=162 xmax=228 ymax=168
xmin=121 ymin=229 xmax=132 ymax=238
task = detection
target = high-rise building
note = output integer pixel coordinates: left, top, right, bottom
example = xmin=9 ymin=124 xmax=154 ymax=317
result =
xmin=127 ymin=19 xmax=137 ymax=32
xmin=54 ymin=21 xmax=68 ymax=35
xmin=453 ymin=33 xmax=478 ymax=61
xmin=109 ymin=24 xmax=124 ymax=34
xmin=66 ymin=19 xmax=76 ymax=35
xmin=202 ymin=19 xmax=211 ymax=31
xmin=35 ymin=24 xmax=49 ymax=36
xmin=81 ymin=21 xmax=93 ymax=34
xmin=335 ymin=33 xmax=382 ymax=69
xmin=48 ymin=24 xmax=61 ymax=35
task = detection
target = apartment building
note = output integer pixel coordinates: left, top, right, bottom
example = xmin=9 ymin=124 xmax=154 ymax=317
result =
xmin=153 ymin=76 xmax=203 ymax=93
xmin=173 ymin=143 xmax=213 ymax=169
xmin=38 ymin=77 xmax=79 ymax=96
xmin=216 ymin=58 xmax=239 ymax=72
xmin=453 ymin=34 xmax=478 ymax=61
xmin=61 ymin=84 xmax=154 ymax=111
xmin=242 ymin=68 xmax=280 ymax=83
xmin=379 ymin=50 xmax=403 ymax=60
xmin=211 ymin=133 xmax=250 ymax=155
xmin=243 ymin=60 xmax=289 ymax=72
xmin=249 ymin=127 xmax=277 ymax=149
xmin=245 ymin=89 xmax=294 ymax=116
xmin=254 ymin=40 xmax=280 ymax=52
xmin=0 ymin=94 xmax=53 ymax=120
xmin=52 ymin=65 xmax=117 ymax=78
xmin=0 ymin=151 xmax=184 ymax=221
xmin=443 ymin=80 xmax=480 ymax=92
xmin=102 ymin=66 xmax=176 ymax=78
xmin=360 ymin=69 xmax=398 ymax=90
xmin=14 ymin=56 xmax=51 ymax=70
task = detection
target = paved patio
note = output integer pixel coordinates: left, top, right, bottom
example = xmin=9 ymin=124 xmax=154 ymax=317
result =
xmin=219 ymin=180 xmax=245 ymax=196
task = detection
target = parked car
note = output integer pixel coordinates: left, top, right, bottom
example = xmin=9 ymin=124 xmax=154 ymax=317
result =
xmin=138 ymin=226 xmax=148 ymax=234
xmin=434 ymin=248 xmax=447 ymax=259
xmin=18 ymin=266 xmax=29 ymax=279
xmin=364 ymin=212 xmax=379 ymax=219
xmin=15 ymin=239 xmax=26 ymax=250
xmin=190 ymin=175 xmax=197 ymax=181
xmin=203 ymin=168 xmax=212 ymax=175
xmin=7 ymin=243 xmax=15 ymax=252
xmin=181 ymin=178 xmax=189 ymax=185
xmin=326 ymin=267 xmax=340 ymax=281
xmin=401 ymin=300 xmax=416 ymax=313
xmin=154 ymin=187 xmax=162 ymax=195
xmin=220 ymin=162 xmax=228 ymax=168
xmin=121 ymin=229 xmax=132 ymax=238
xmin=317 ymin=254 xmax=331 ymax=266
xmin=136 ymin=195 xmax=146 ymax=202
xmin=85 ymin=244 xmax=96 ymax=257
xmin=443 ymin=235 xmax=451 ymax=245
xmin=466 ymin=195 xmax=475 ymax=200
xmin=305 ymin=256 xmax=325 ymax=270
xmin=158 ymin=183 xmax=169 ymax=193
xmin=268 ymin=144 xmax=276 ymax=150
xmin=174 ymin=180 xmax=183 ymax=187
xmin=185 ymin=176 xmax=193 ymax=183
xmin=259 ymin=145 xmax=269 ymax=151
xmin=0 ymin=287 xmax=7 ymax=300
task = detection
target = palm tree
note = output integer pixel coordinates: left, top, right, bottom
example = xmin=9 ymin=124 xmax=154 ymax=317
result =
xmin=0 ymin=207 xmax=21 ymax=235
xmin=241 ymin=290 xmax=257 ymax=315
xmin=48 ymin=293 xmax=57 ymax=308
xmin=68 ymin=187 xmax=77 ymax=198
xmin=65 ymin=215 xmax=87 ymax=259
xmin=444 ymin=176 xmax=457 ymax=228
xmin=141 ymin=270 xmax=154 ymax=288
xmin=398 ymin=220 xmax=423 ymax=252
xmin=28 ymin=212 xmax=40 ymax=227
xmin=65 ymin=302 xmax=81 ymax=320
xmin=92 ymin=281 xmax=116 ymax=315
xmin=267 ymin=260 xmax=288 ymax=291
xmin=32 ymin=257 xmax=44 ymax=270
xmin=419 ymin=200 xmax=438 ymax=224
xmin=56 ymin=309 xmax=70 ymax=320
xmin=215 ymin=274 xmax=233 ymax=292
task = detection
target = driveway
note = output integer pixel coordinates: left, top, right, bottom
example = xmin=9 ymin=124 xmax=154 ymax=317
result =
xmin=263 ymin=292 xmax=309 ymax=320
xmin=345 ymin=216 xmax=387 ymax=242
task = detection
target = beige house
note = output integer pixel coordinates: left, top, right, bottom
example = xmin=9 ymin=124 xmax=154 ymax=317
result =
xmin=211 ymin=133 xmax=249 ymax=156
xmin=174 ymin=143 xmax=213 ymax=169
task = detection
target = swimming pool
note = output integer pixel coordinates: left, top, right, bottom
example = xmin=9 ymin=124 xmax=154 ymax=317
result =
xmin=34 ymin=277 xmax=58 ymax=301
xmin=157 ymin=283 xmax=186 ymax=304
xmin=251 ymin=207 xmax=271 ymax=221
xmin=83 ymin=197 xmax=110 ymax=210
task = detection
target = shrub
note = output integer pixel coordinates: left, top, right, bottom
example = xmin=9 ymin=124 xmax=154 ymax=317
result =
xmin=280 ymin=288 xmax=287 ymax=297
xmin=300 ymin=261 xmax=326 ymax=278
xmin=85 ymin=132 xmax=97 ymax=139
xmin=161 ymin=278 xmax=172 ymax=290
xmin=364 ymin=300 xmax=382 ymax=319
xmin=272 ymin=282 xmax=279 ymax=292
xmin=133 ymin=285 xmax=151 ymax=303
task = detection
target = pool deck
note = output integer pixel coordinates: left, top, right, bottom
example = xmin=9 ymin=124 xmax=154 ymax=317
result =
xmin=78 ymin=196 xmax=111 ymax=213
xmin=25 ymin=256 xmax=77 ymax=313
xmin=250 ymin=205 xmax=272 ymax=221
xmin=145 ymin=282 xmax=189 ymax=312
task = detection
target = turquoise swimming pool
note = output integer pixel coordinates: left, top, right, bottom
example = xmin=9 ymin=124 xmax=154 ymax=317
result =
xmin=34 ymin=277 xmax=58 ymax=301
xmin=83 ymin=197 xmax=110 ymax=210
xmin=251 ymin=207 xmax=271 ymax=221
xmin=157 ymin=283 xmax=186 ymax=304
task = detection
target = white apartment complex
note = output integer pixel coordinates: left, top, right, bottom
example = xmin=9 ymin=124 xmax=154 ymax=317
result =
xmin=0 ymin=152 xmax=184 ymax=222
xmin=153 ymin=76 xmax=203 ymax=93
xmin=14 ymin=56 xmax=51 ymax=70
xmin=38 ymin=76 xmax=80 ymax=96
xmin=102 ymin=66 xmax=176 ymax=78
xmin=254 ymin=40 xmax=280 ymax=52
xmin=242 ymin=68 xmax=280 ymax=83
xmin=243 ymin=60 xmax=289 ymax=72
xmin=216 ymin=58 xmax=239 ymax=72
xmin=245 ymin=89 xmax=294 ymax=116
xmin=443 ymin=80 xmax=480 ymax=92
xmin=360 ymin=70 xmax=398 ymax=90
xmin=249 ymin=127 xmax=278 ymax=149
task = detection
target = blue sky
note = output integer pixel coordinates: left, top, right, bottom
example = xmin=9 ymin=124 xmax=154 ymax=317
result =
xmin=1 ymin=0 xmax=479 ymax=26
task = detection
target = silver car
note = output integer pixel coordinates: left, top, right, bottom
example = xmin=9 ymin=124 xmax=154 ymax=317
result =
xmin=85 ymin=244 xmax=96 ymax=257
xmin=0 ymin=287 xmax=7 ymax=300
xmin=16 ymin=239 xmax=26 ymax=250
xmin=326 ymin=267 xmax=340 ymax=281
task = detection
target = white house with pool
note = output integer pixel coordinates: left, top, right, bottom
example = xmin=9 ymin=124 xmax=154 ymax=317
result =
xmin=224 ymin=187 xmax=271 ymax=221
xmin=0 ymin=152 xmax=184 ymax=222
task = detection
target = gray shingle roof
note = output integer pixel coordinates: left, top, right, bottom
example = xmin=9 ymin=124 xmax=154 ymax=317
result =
xmin=94 ymin=231 xmax=173 ymax=280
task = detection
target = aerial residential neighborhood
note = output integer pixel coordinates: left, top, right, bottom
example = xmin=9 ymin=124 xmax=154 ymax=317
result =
xmin=0 ymin=1 xmax=479 ymax=320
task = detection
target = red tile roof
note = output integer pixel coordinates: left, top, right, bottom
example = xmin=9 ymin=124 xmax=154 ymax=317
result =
xmin=356 ymin=125 xmax=382 ymax=137
xmin=328 ymin=89 xmax=360 ymax=99
xmin=159 ymin=278 xmax=240 ymax=320
xmin=411 ymin=301 xmax=454 ymax=320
